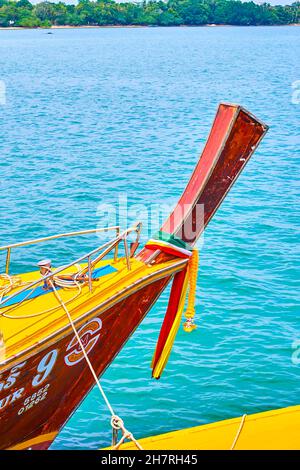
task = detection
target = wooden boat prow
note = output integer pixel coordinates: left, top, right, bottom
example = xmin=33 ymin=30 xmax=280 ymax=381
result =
xmin=0 ymin=103 xmax=270 ymax=450
xmin=1 ymin=255 xmax=185 ymax=367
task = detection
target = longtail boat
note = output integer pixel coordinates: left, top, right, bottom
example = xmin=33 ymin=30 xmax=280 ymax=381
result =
xmin=0 ymin=103 xmax=268 ymax=450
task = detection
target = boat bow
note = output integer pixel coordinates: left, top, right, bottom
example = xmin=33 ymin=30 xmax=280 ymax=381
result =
xmin=0 ymin=103 xmax=268 ymax=450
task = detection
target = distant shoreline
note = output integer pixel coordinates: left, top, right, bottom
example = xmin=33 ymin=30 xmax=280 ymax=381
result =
xmin=0 ymin=24 xmax=299 ymax=30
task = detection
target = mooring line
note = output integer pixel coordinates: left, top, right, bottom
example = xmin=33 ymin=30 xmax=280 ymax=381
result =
xmin=49 ymin=279 xmax=143 ymax=450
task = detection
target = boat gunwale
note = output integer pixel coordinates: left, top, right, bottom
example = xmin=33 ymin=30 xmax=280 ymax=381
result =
xmin=0 ymin=257 xmax=187 ymax=371
xmin=0 ymin=224 xmax=143 ymax=308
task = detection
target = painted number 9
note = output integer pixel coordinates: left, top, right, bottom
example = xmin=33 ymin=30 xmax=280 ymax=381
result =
xmin=32 ymin=349 xmax=58 ymax=387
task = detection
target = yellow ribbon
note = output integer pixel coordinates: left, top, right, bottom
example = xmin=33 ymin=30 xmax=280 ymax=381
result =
xmin=183 ymin=248 xmax=199 ymax=332
xmin=151 ymin=248 xmax=199 ymax=379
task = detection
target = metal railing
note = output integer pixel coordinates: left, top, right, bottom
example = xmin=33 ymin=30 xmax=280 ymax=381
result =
xmin=0 ymin=222 xmax=142 ymax=308
xmin=0 ymin=226 xmax=122 ymax=275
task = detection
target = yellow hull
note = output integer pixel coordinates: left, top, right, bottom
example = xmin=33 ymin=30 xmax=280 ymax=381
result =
xmin=107 ymin=405 xmax=300 ymax=450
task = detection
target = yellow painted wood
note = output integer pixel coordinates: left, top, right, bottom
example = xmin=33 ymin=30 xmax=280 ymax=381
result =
xmin=0 ymin=257 xmax=184 ymax=368
xmin=106 ymin=405 xmax=300 ymax=450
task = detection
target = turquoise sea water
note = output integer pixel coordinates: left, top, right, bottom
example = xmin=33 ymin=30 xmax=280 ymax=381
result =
xmin=0 ymin=26 xmax=299 ymax=449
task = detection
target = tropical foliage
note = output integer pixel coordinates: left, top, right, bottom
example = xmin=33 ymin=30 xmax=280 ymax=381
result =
xmin=0 ymin=0 xmax=299 ymax=28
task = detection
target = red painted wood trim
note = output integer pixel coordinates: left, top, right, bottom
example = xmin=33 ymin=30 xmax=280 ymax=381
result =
xmin=151 ymin=268 xmax=187 ymax=376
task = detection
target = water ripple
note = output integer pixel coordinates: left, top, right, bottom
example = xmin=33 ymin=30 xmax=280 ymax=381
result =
xmin=0 ymin=26 xmax=299 ymax=450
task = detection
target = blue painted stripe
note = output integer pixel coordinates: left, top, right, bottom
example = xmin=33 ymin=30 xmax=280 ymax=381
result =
xmin=1 ymin=264 xmax=118 ymax=308
xmin=92 ymin=265 xmax=117 ymax=278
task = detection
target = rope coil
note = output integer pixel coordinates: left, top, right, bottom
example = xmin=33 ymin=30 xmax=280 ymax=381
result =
xmin=0 ymin=267 xmax=83 ymax=319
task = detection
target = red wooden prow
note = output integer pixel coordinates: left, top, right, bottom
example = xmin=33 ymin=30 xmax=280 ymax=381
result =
xmin=139 ymin=103 xmax=268 ymax=263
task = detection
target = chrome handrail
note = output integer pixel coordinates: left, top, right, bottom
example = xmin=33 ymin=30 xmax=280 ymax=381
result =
xmin=0 ymin=226 xmax=120 ymax=275
xmin=0 ymin=222 xmax=142 ymax=308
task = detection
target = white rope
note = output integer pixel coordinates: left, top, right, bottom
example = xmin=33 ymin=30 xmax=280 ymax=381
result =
xmin=111 ymin=416 xmax=143 ymax=450
xmin=0 ymin=266 xmax=82 ymax=319
xmin=230 ymin=414 xmax=247 ymax=450
xmin=0 ymin=274 xmax=23 ymax=302
xmin=49 ymin=279 xmax=115 ymax=415
xmin=48 ymin=279 xmax=143 ymax=450
xmin=0 ymin=267 xmax=142 ymax=449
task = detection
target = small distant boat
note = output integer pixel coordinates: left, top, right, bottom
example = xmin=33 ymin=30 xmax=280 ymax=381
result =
xmin=0 ymin=103 xmax=268 ymax=450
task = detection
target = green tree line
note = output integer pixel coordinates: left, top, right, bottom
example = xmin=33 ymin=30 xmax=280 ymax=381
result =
xmin=0 ymin=0 xmax=299 ymax=28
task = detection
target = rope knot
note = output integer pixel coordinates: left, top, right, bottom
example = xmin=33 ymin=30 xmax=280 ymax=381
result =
xmin=111 ymin=415 xmax=124 ymax=430
xmin=111 ymin=416 xmax=143 ymax=450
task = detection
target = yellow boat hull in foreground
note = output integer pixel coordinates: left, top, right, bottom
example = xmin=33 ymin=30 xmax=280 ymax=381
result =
xmin=108 ymin=405 xmax=300 ymax=450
